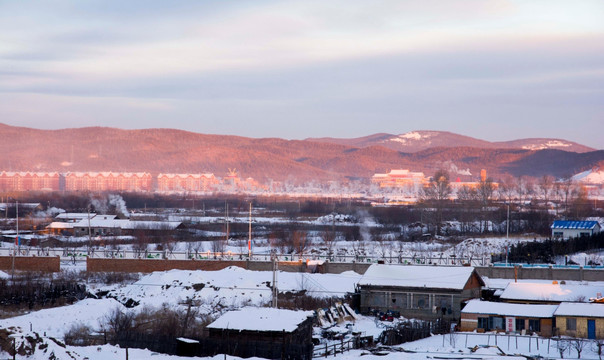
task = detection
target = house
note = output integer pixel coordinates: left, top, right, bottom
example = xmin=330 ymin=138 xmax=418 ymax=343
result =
xmin=461 ymin=299 xmax=557 ymax=336
xmin=206 ymin=307 xmax=315 ymax=360
xmin=499 ymin=282 xmax=604 ymax=304
xmin=46 ymin=214 xmax=182 ymax=236
xmin=551 ymin=220 xmax=601 ymax=239
xmin=554 ymin=302 xmax=604 ymax=339
xmin=357 ymin=264 xmax=484 ymax=320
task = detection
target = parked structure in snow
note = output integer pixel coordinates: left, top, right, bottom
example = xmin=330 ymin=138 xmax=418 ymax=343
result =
xmin=460 ymin=299 xmax=557 ymax=336
xmin=551 ymin=220 xmax=601 ymax=239
xmin=206 ymin=307 xmax=315 ymax=360
xmin=357 ymin=264 xmax=484 ymax=320
xmin=554 ymin=302 xmax=604 ymax=339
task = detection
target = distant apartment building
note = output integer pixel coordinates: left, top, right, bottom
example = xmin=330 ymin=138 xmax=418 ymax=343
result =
xmin=0 ymin=171 xmax=61 ymax=192
xmin=372 ymin=169 xmax=427 ymax=189
xmin=64 ymin=172 xmax=152 ymax=192
xmin=157 ymin=173 xmax=218 ymax=192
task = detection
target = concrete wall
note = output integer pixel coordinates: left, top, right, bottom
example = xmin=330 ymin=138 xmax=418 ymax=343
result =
xmin=0 ymin=256 xmax=60 ymax=272
xmin=86 ymin=258 xmax=312 ymax=273
xmin=475 ymin=266 xmax=604 ymax=282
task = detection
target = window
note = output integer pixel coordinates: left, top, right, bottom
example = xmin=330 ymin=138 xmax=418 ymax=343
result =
xmin=413 ymin=294 xmax=430 ymax=309
xmin=515 ymin=318 xmax=525 ymax=331
xmin=491 ymin=317 xmax=504 ymax=330
xmin=478 ymin=317 xmax=489 ymax=330
xmin=553 ymin=232 xmax=563 ymax=238
xmin=529 ymin=319 xmax=540 ymax=332
xmin=566 ymin=318 xmax=576 ymax=331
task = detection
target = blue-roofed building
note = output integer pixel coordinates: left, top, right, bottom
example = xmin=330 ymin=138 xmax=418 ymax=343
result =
xmin=551 ymin=220 xmax=601 ymax=239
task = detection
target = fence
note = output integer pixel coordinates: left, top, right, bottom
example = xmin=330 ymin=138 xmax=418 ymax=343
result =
xmin=454 ymin=332 xmax=596 ymax=357
xmin=0 ymin=246 xmax=491 ymax=266
xmin=313 ymin=338 xmax=358 ymax=358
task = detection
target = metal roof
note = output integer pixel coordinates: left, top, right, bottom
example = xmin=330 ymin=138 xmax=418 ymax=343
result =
xmin=551 ymin=220 xmax=600 ymax=230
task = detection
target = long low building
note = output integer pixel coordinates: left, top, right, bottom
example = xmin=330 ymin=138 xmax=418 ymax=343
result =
xmin=358 ymin=264 xmax=484 ymax=320
xmin=551 ymin=220 xmax=601 ymax=239
xmin=462 ymin=299 xmax=604 ymax=339
xmin=46 ymin=214 xmax=182 ymax=236
xmin=461 ymin=299 xmax=557 ymax=336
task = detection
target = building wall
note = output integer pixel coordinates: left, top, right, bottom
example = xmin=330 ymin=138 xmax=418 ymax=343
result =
xmin=86 ymin=258 xmax=310 ymax=273
xmin=552 ymin=228 xmax=598 ymax=239
xmin=556 ymin=316 xmax=604 ymax=339
xmin=0 ymin=256 xmax=60 ymax=272
xmin=461 ymin=313 xmax=552 ymax=336
xmin=359 ymin=286 xmax=468 ymax=320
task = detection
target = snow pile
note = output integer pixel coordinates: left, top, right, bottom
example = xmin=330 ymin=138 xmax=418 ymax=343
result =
xmin=0 ymin=298 xmax=125 ymax=338
xmin=98 ymin=267 xmax=362 ymax=313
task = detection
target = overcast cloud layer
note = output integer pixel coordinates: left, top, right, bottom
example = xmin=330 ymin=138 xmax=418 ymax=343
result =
xmin=1 ymin=0 xmax=603 ymax=148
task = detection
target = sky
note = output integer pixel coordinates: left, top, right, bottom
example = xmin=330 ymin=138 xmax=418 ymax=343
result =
xmin=0 ymin=0 xmax=603 ymax=148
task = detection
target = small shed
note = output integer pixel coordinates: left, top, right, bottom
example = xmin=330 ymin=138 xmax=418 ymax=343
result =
xmin=554 ymin=302 xmax=604 ymax=339
xmin=357 ymin=264 xmax=484 ymax=320
xmin=551 ymin=220 xmax=600 ymax=239
xmin=206 ymin=307 xmax=315 ymax=360
xmin=461 ymin=299 xmax=557 ymax=336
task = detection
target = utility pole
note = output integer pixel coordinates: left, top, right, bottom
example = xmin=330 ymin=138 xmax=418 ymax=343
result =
xmin=225 ymin=201 xmax=229 ymax=245
xmin=248 ymin=202 xmax=252 ymax=258
xmin=506 ymin=203 xmax=510 ymax=266
xmin=12 ymin=200 xmax=18 ymax=282
xmin=272 ymin=253 xmax=278 ymax=308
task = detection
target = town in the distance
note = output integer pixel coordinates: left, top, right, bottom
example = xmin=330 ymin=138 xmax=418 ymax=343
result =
xmin=1 ymin=127 xmax=603 ymax=360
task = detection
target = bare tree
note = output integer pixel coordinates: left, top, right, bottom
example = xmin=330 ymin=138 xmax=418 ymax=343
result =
xmin=421 ymin=170 xmax=452 ymax=235
xmin=593 ymin=339 xmax=604 ymax=360
xmin=557 ymin=339 xmax=569 ymax=359
xmin=572 ymin=338 xmax=587 ymax=359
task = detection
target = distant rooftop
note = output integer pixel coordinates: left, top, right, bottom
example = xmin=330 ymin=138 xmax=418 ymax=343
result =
xmin=463 ymin=299 xmax=558 ymax=318
xmin=358 ymin=264 xmax=479 ymax=290
xmin=207 ymin=307 xmax=314 ymax=333
xmin=500 ymin=282 xmax=604 ymax=303
xmin=551 ymin=220 xmax=600 ymax=230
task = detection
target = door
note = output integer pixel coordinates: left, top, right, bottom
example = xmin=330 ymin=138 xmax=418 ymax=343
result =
xmin=587 ymin=319 xmax=596 ymax=339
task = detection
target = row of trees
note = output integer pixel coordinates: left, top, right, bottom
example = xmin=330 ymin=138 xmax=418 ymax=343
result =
xmin=420 ymin=169 xmax=598 ymax=235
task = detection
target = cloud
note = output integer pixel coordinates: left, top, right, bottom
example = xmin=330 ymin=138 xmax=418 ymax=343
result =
xmin=0 ymin=0 xmax=603 ymax=148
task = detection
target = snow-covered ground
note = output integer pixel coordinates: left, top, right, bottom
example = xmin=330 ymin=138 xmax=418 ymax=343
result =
xmin=94 ymin=267 xmax=362 ymax=314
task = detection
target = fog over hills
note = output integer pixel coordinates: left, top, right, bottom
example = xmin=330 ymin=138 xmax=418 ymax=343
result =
xmin=0 ymin=123 xmax=601 ymax=183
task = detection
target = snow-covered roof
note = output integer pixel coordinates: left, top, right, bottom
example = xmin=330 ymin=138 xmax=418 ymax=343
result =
xmin=55 ymin=213 xmax=96 ymax=220
xmin=551 ymin=220 xmax=600 ymax=230
xmin=500 ymin=282 xmax=604 ymax=303
xmin=554 ymin=302 xmax=604 ymax=318
xmin=463 ymin=299 xmax=557 ymax=318
xmin=358 ymin=264 xmax=479 ymax=290
xmin=46 ymin=222 xmax=74 ymax=229
xmin=71 ymin=218 xmax=182 ymax=230
xmin=207 ymin=307 xmax=314 ymax=333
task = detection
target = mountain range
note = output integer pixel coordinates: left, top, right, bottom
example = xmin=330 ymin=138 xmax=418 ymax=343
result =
xmin=307 ymin=131 xmax=595 ymax=153
xmin=0 ymin=123 xmax=601 ymax=183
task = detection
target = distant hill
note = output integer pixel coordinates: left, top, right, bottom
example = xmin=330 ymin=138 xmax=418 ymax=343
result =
xmin=0 ymin=123 xmax=602 ymax=183
xmin=306 ymin=130 xmax=595 ymax=154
